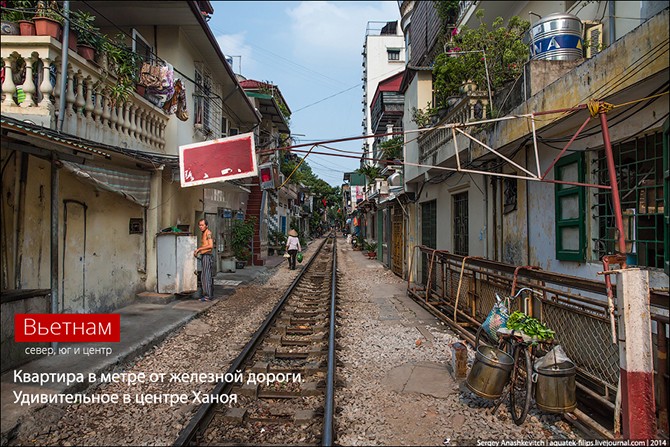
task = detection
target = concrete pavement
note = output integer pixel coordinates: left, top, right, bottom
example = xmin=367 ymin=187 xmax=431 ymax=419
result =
xmin=0 ymin=254 xmax=287 ymax=442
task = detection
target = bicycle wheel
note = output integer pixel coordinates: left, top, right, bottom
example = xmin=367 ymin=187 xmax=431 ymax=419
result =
xmin=509 ymin=345 xmax=533 ymax=425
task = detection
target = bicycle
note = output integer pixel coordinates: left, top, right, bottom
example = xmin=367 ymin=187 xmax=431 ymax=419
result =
xmin=473 ymin=287 xmax=550 ymax=426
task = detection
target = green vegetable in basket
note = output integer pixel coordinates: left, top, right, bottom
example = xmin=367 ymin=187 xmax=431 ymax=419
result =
xmin=506 ymin=311 xmax=555 ymax=341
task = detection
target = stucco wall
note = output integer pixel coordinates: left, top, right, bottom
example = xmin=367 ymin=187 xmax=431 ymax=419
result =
xmin=56 ymin=166 xmax=147 ymax=312
xmin=418 ymin=173 xmax=487 ymax=257
xmin=403 ymin=70 xmax=433 ymax=184
xmin=1 ymin=293 xmax=50 ymax=372
xmin=9 ymin=155 xmax=148 ymax=312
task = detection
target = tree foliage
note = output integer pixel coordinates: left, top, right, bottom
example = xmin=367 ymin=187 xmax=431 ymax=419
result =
xmin=355 ymin=164 xmax=382 ymax=182
xmin=379 ymin=137 xmax=404 ymax=161
xmin=433 ymin=10 xmax=530 ymax=107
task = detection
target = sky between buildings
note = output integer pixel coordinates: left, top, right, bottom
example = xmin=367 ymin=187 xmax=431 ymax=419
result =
xmin=210 ymin=1 xmax=402 ymax=187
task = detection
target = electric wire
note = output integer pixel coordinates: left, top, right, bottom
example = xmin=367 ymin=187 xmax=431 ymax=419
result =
xmin=79 ymin=1 xmax=256 ymax=131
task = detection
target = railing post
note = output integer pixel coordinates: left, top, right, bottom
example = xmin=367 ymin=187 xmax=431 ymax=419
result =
xmin=38 ymin=57 xmax=54 ymax=108
xmin=616 ymin=268 xmax=656 ymax=440
xmin=20 ymin=55 xmax=36 ymax=107
xmin=2 ymin=57 xmax=16 ymax=106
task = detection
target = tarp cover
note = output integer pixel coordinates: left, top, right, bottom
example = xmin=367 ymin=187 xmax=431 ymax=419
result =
xmin=61 ymin=161 xmax=151 ymax=207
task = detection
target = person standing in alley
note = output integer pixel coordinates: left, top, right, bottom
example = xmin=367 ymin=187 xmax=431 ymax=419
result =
xmin=286 ymin=229 xmax=302 ymax=270
xmin=194 ymin=218 xmax=213 ymax=301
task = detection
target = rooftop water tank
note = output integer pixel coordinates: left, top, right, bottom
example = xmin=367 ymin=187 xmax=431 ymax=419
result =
xmin=530 ymin=13 xmax=583 ymax=61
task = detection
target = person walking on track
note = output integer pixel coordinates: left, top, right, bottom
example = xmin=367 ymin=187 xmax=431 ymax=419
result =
xmin=194 ymin=218 xmax=214 ymax=301
xmin=285 ymin=229 xmax=302 ymax=270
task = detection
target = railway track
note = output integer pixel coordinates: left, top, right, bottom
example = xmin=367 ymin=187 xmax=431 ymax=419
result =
xmin=175 ymin=234 xmax=338 ymax=446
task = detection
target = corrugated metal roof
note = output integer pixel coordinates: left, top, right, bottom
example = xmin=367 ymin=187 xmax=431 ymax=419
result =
xmin=1 ymin=115 xmax=179 ymax=168
xmin=1 ymin=115 xmax=112 ymax=159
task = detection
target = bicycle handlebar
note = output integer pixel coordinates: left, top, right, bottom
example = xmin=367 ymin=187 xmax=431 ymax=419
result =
xmin=495 ymin=287 xmax=538 ymax=304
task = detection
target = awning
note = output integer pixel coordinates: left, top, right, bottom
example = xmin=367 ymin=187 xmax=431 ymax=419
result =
xmin=61 ymin=161 xmax=151 ymax=207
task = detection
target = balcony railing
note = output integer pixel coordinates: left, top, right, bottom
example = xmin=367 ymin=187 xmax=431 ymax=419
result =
xmin=418 ymin=90 xmax=488 ymax=164
xmin=1 ymin=36 xmax=168 ymax=152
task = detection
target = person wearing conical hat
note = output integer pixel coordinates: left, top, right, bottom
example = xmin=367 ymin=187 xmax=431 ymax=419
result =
xmin=285 ymin=229 xmax=301 ymax=270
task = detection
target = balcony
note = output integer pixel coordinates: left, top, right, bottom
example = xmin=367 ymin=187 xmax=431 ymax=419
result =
xmin=370 ymin=91 xmax=403 ymax=134
xmin=1 ymin=36 xmax=168 ymax=153
xmin=418 ymin=90 xmax=489 ymax=165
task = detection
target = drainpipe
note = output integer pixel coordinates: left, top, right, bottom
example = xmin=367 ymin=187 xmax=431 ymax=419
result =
xmin=50 ymin=155 xmax=59 ymax=351
xmin=57 ymin=1 xmax=70 ymax=132
xmin=491 ymin=177 xmax=497 ymax=261
xmin=525 ymin=146 xmax=531 ymax=265
xmin=14 ymin=152 xmax=28 ymax=288
xmin=483 ymin=174 xmax=488 ymax=259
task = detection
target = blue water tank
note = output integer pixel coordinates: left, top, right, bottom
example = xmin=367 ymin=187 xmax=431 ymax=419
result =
xmin=530 ymin=13 xmax=583 ymax=61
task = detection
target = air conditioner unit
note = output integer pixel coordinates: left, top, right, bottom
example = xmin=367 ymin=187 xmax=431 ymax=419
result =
xmin=584 ymin=22 xmax=603 ymax=58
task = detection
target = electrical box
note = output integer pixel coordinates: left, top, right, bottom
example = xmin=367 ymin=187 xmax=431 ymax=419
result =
xmin=156 ymin=233 xmax=197 ymax=293
xmin=259 ymin=162 xmax=280 ymax=190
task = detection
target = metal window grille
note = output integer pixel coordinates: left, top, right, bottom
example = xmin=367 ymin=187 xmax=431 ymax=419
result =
xmin=453 ymin=192 xmax=468 ymax=256
xmin=194 ymin=65 xmax=219 ymax=135
xmin=592 ymin=131 xmax=665 ymax=267
xmin=503 ymin=178 xmax=517 ymax=214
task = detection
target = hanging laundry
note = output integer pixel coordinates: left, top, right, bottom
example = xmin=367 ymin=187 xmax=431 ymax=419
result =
xmin=163 ymin=79 xmax=188 ymax=121
xmin=175 ymin=80 xmax=188 ymax=122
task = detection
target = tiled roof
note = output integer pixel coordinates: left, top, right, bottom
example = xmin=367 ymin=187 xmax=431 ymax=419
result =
xmin=239 ymin=79 xmax=274 ymax=90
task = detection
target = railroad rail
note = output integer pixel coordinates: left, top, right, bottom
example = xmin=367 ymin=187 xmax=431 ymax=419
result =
xmin=175 ymin=234 xmax=338 ymax=446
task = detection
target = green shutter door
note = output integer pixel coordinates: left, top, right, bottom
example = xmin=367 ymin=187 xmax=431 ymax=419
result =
xmin=555 ymin=152 xmax=586 ymax=261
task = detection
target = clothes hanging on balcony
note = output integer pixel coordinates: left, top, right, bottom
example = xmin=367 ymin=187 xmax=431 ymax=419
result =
xmin=162 ymin=79 xmax=189 ymax=121
xmin=175 ymin=81 xmax=189 ymax=122
xmin=139 ymin=62 xmax=163 ymax=89
xmin=144 ymin=63 xmax=175 ymax=109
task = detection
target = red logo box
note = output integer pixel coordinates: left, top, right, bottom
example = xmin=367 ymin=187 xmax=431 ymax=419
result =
xmin=14 ymin=314 xmax=121 ymax=342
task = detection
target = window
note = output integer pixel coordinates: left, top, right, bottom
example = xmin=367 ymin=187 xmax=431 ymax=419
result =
xmin=387 ymin=49 xmax=400 ymax=61
xmin=453 ymin=192 xmax=468 ymax=256
xmin=593 ymin=132 xmax=665 ymax=268
xmin=503 ymin=178 xmax=517 ymax=214
xmin=555 ymin=152 xmax=586 ymax=261
xmin=132 ymin=29 xmax=153 ymax=64
xmin=229 ymin=128 xmax=239 ymax=136
xmin=194 ymin=63 xmax=221 ymax=136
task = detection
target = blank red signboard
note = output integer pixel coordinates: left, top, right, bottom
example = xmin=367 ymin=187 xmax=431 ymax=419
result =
xmin=178 ymin=133 xmax=257 ymax=187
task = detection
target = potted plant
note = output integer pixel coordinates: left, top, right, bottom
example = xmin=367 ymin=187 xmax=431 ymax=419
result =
xmin=268 ymin=229 xmax=286 ymax=255
xmin=101 ymin=33 xmax=142 ymax=104
xmin=71 ymin=10 xmax=101 ymax=61
xmin=1 ymin=1 xmax=35 ymax=35
xmin=231 ymin=217 xmax=256 ymax=267
xmin=33 ymin=0 xmax=62 ymax=40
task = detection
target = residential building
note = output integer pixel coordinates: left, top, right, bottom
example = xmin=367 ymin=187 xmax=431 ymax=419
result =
xmin=1 ymin=1 xmax=260 ymax=317
xmin=397 ymin=0 xmax=668 ymax=437
xmin=399 ymin=0 xmax=668 ymax=284
xmin=239 ymin=78 xmax=291 ymax=265
xmin=361 ymin=19 xmax=405 ymax=166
